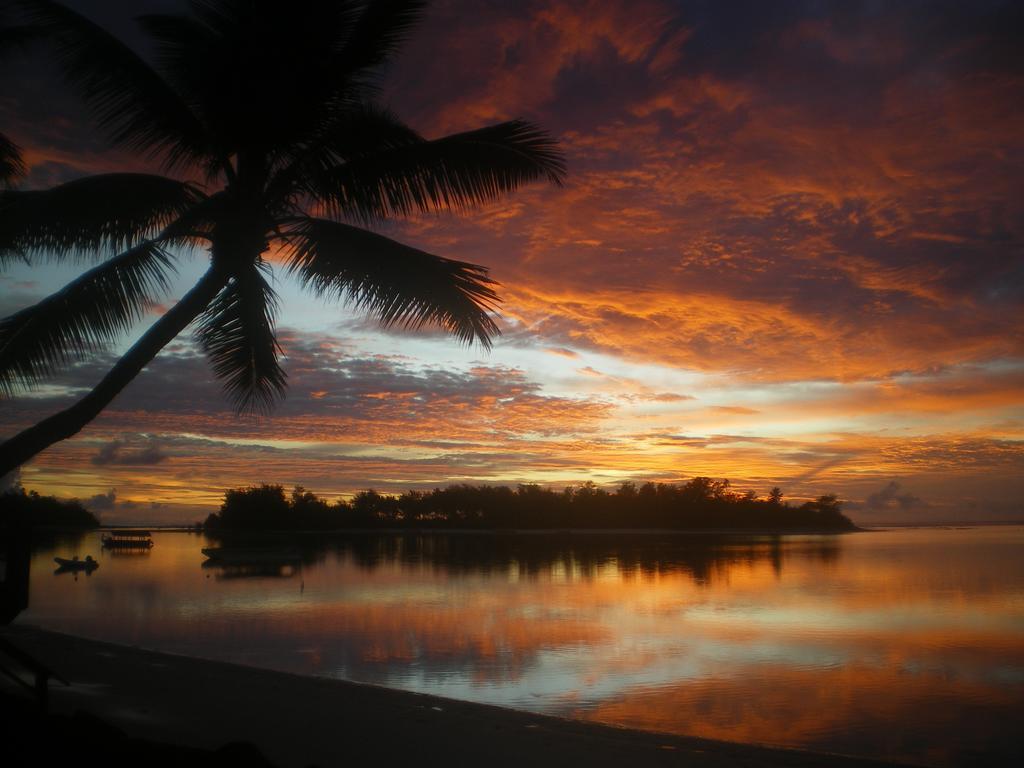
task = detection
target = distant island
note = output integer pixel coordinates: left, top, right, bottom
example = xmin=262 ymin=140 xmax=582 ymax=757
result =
xmin=0 ymin=488 xmax=101 ymax=528
xmin=203 ymin=479 xmax=857 ymax=533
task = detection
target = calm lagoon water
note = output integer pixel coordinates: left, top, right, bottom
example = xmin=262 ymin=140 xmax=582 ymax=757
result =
xmin=17 ymin=526 xmax=1024 ymax=766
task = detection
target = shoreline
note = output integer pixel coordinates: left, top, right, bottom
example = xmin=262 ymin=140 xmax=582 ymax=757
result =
xmin=2 ymin=624 xmax=909 ymax=767
xmin=97 ymin=525 xmax=867 ymax=535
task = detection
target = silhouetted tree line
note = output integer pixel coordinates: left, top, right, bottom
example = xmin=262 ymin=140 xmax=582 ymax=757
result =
xmin=204 ymin=479 xmax=856 ymax=532
xmin=0 ymin=488 xmax=100 ymax=529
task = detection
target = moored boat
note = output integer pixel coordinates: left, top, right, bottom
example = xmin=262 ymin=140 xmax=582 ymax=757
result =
xmin=54 ymin=556 xmax=99 ymax=572
xmin=101 ymin=530 xmax=154 ymax=549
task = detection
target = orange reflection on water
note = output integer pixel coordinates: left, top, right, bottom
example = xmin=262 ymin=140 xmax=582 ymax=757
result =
xmin=580 ymin=662 xmax=1024 ymax=767
xmin=21 ymin=527 xmax=1024 ymax=767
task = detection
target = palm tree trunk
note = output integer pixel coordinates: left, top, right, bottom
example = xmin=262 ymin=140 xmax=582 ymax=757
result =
xmin=0 ymin=266 xmax=229 ymax=477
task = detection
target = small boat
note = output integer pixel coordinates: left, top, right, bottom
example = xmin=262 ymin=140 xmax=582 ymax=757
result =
xmin=101 ymin=530 xmax=154 ymax=549
xmin=54 ymin=556 xmax=99 ymax=572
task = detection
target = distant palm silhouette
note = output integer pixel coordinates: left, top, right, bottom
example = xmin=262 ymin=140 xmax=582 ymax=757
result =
xmin=0 ymin=0 xmax=565 ymax=476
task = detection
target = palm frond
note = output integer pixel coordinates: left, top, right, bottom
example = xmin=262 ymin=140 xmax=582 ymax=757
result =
xmin=309 ymin=120 xmax=566 ymax=223
xmin=0 ymin=173 xmax=203 ymax=263
xmin=0 ymin=240 xmax=176 ymax=396
xmin=194 ymin=264 xmax=287 ymax=414
xmin=139 ymin=4 xmax=360 ymax=158
xmin=139 ymin=2 xmax=425 ymax=159
xmin=282 ymin=217 xmax=499 ymax=347
xmin=156 ymin=189 xmax=231 ymax=243
xmin=0 ymin=132 xmax=26 ymax=188
xmin=338 ymin=0 xmax=427 ymax=82
xmin=133 ymin=10 xmax=224 ymax=155
xmin=266 ymin=104 xmax=421 ymax=212
xmin=17 ymin=0 xmax=209 ymax=168
xmin=133 ymin=12 xmax=213 ymax=102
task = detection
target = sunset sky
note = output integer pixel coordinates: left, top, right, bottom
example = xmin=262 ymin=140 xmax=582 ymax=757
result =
xmin=2 ymin=0 xmax=1022 ymax=524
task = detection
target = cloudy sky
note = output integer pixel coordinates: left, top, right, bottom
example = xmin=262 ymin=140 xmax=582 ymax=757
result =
xmin=2 ymin=0 xmax=1022 ymax=524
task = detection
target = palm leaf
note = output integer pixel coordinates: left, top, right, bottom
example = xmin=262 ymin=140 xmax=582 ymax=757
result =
xmin=308 ymin=120 xmax=566 ymax=223
xmin=0 ymin=173 xmax=203 ymax=263
xmin=139 ymin=3 xmax=394 ymax=159
xmin=0 ymin=240 xmax=176 ymax=395
xmin=133 ymin=9 xmax=233 ymax=162
xmin=139 ymin=4 xmax=355 ymax=156
xmin=282 ymin=217 xmax=499 ymax=347
xmin=0 ymin=132 xmax=25 ymax=188
xmin=132 ymin=11 xmax=215 ymax=117
xmin=17 ymin=0 xmax=209 ymax=168
xmin=138 ymin=2 xmax=425 ymax=160
xmin=194 ymin=264 xmax=287 ymax=414
xmin=336 ymin=0 xmax=427 ymax=85
xmin=266 ymin=104 xmax=421 ymax=212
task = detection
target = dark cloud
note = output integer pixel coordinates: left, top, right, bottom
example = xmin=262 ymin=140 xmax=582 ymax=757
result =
xmin=0 ymin=330 xmax=610 ymax=444
xmin=788 ymin=455 xmax=860 ymax=485
xmin=865 ymin=481 xmax=924 ymax=512
xmin=91 ymin=439 xmax=168 ymax=467
xmin=85 ymin=489 xmax=116 ymax=511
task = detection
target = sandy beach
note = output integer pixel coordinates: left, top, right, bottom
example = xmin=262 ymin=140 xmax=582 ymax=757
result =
xmin=0 ymin=624 xmax=906 ymax=767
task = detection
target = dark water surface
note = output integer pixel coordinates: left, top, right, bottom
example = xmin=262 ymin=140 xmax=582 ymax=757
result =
xmin=17 ymin=526 xmax=1024 ymax=766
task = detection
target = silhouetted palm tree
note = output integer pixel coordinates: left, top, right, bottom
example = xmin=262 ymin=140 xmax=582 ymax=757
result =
xmin=0 ymin=0 xmax=565 ymax=476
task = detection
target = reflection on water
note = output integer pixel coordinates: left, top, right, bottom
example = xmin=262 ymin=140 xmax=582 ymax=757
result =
xmin=16 ymin=527 xmax=1024 ymax=766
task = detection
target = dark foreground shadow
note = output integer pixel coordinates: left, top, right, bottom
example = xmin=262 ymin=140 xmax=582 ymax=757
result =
xmin=1 ymin=689 xmax=276 ymax=768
